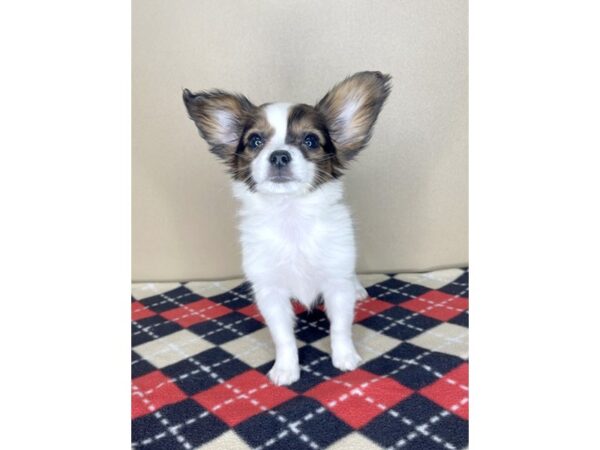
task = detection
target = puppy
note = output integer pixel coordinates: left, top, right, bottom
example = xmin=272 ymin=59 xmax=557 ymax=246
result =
xmin=183 ymin=71 xmax=391 ymax=385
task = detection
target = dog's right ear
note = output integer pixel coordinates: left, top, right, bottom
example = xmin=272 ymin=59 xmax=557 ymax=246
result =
xmin=183 ymin=89 xmax=256 ymax=159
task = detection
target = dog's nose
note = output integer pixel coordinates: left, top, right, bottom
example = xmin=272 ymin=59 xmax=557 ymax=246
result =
xmin=269 ymin=150 xmax=292 ymax=168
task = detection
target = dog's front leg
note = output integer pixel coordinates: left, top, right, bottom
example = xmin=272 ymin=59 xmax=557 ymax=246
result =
xmin=323 ymin=280 xmax=362 ymax=371
xmin=254 ymin=287 xmax=299 ymax=386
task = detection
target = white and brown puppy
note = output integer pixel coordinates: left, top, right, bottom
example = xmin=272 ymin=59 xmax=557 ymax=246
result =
xmin=183 ymin=71 xmax=391 ymax=385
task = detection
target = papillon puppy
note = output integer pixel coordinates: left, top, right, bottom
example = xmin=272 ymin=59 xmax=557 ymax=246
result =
xmin=183 ymin=71 xmax=391 ymax=385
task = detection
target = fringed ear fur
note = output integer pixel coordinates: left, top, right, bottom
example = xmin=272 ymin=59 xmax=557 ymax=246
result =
xmin=316 ymin=71 xmax=391 ymax=161
xmin=183 ymin=89 xmax=256 ymax=159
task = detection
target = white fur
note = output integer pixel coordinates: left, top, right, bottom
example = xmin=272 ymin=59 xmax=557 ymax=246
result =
xmin=184 ymin=73 xmax=390 ymax=384
xmin=228 ymin=102 xmax=367 ymax=385
xmin=214 ymin=109 xmax=239 ymax=145
xmin=251 ymin=103 xmax=315 ymax=195
xmin=232 ymin=179 xmax=364 ymax=385
xmin=339 ymin=98 xmax=361 ymax=134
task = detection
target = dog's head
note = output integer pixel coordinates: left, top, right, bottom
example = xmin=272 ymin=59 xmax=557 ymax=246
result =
xmin=183 ymin=71 xmax=391 ymax=195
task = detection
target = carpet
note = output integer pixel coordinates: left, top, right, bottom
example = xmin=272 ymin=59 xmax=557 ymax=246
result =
xmin=132 ymin=268 xmax=468 ymax=449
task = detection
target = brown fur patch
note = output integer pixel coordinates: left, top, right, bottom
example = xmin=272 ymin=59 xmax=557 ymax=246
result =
xmin=316 ymin=71 xmax=391 ymax=161
xmin=183 ymin=90 xmax=274 ymax=189
xmin=227 ymin=108 xmax=274 ymax=190
xmin=286 ymin=104 xmax=344 ymax=188
xmin=183 ymin=89 xmax=256 ymax=158
xmin=184 ymin=71 xmax=391 ymax=191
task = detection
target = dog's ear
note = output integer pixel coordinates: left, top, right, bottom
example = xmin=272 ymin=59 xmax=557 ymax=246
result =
xmin=183 ymin=89 xmax=256 ymax=159
xmin=316 ymin=71 xmax=391 ymax=161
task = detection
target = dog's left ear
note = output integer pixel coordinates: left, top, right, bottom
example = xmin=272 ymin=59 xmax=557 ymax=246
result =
xmin=316 ymin=71 xmax=391 ymax=161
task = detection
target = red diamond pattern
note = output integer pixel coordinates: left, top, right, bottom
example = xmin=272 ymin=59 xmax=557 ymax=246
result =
xmin=132 ymin=371 xmax=187 ymax=419
xmin=193 ymin=370 xmax=297 ymax=426
xmin=420 ymin=362 xmax=469 ymax=419
xmin=305 ymin=369 xmax=412 ymax=428
xmin=400 ymin=290 xmax=468 ymax=321
xmin=354 ymin=297 xmax=395 ymax=322
xmin=237 ymin=303 xmax=264 ymax=323
xmin=131 ymin=301 xmax=156 ymax=321
xmin=160 ymin=298 xmax=232 ymax=327
xmin=132 ymin=271 xmax=469 ymax=449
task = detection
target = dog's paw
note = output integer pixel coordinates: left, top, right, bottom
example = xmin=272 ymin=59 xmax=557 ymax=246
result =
xmin=268 ymin=363 xmax=300 ymax=386
xmin=332 ymin=349 xmax=362 ymax=372
xmin=355 ymin=285 xmax=369 ymax=301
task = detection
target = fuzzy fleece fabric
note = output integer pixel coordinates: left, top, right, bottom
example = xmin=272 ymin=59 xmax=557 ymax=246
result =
xmin=132 ymin=268 xmax=468 ymax=449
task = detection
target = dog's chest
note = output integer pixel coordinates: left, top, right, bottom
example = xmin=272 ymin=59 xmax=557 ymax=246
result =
xmin=238 ymin=198 xmax=352 ymax=304
xmin=243 ymin=204 xmax=327 ymax=271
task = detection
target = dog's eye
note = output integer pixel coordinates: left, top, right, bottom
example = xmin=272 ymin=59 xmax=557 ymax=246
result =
xmin=303 ymin=133 xmax=319 ymax=149
xmin=248 ymin=134 xmax=263 ymax=149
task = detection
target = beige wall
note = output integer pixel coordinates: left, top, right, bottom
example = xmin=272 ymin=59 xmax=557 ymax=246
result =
xmin=132 ymin=0 xmax=468 ymax=281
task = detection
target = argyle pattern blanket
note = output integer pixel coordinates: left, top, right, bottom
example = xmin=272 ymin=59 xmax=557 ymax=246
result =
xmin=132 ymin=268 xmax=469 ymax=449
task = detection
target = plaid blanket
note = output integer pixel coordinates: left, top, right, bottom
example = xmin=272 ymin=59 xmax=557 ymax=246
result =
xmin=132 ymin=268 xmax=469 ymax=449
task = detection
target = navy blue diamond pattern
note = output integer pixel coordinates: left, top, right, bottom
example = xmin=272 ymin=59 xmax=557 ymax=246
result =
xmin=132 ymin=268 xmax=469 ymax=449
